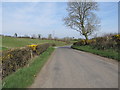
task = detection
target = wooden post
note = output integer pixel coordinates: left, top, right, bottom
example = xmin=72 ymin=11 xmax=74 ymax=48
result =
xmin=30 ymin=50 xmax=33 ymax=58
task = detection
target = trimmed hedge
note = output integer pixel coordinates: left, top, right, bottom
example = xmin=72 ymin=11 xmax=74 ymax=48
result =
xmin=2 ymin=43 xmax=50 ymax=78
xmin=36 ymin=43 xmax=50 ymax=55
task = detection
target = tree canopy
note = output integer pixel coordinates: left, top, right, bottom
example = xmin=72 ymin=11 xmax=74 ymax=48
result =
xmin=63 ymin=0 xmax=100 ymax=40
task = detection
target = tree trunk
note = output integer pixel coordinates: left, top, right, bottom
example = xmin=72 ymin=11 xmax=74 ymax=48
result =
xmin=85 ymin=35 xmax=88 ymax=40
xmin=84 ymin=34 xmax=88 ymax=45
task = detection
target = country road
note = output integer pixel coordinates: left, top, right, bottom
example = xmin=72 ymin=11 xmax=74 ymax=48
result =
xmin=30 ymin=46 xmax=118 ymax=88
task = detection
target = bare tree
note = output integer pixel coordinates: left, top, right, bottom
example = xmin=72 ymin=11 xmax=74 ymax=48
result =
xmin=38 ymin=34 xmax=41 ymax=39
xmin=14 ymin=33 xmax=17 ymax=37
xmin=63 ymin=0 xmax=100 ymax=42
xmin=48 ymin=34 xmax=52 ymax=40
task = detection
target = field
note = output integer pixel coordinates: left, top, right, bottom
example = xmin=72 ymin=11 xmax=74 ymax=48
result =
xmin=1 ymin=35 xmax=59 ymax=88
xmin=0 ymin=36 xmax=68 ymax=50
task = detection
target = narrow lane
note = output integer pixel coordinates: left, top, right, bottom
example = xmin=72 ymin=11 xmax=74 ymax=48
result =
xmin=30 ymin=46 xmax=118 ymax=88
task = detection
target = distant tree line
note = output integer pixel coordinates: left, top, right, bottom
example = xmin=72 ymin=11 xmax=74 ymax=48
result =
xmin=1 ymin=33 xmax=75 ymax=43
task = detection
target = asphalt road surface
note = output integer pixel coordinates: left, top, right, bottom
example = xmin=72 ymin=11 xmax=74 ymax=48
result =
xmin=30 ymin=46 xmax=118 ymax=88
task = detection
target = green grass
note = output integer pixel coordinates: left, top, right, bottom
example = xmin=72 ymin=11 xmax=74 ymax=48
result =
xmin=2 ymin=47 xmax=55 ymax=88
xmin=71 ymin=45 xmax=119 ymax=61
xmin=1 ymin=36 xmax=68 ymax=49
xmin=0 ymin=47 xmax=8 ymax=50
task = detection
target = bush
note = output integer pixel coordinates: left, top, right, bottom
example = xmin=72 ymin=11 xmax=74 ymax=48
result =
xmin=51 ymin=43 xmax=56 ymax=46
xmin=73 ymin=39 xmax=86 ymax=46
xmin=73 ymin=39 xmax=93 ymax=46
xmin=91 ymin=35 xmax=118 ymax=50
xmin=73 ymin=34 xmax=119 ymax=51
xmin=2 ymin=43 xmax=50 ymax=78
xmin=2 ymin=47 xmax=31 ymax=78
xmin=36 ymin=43 xmax=50 ymax=55
xmin=112 ymin=34 xmax=120 ymax=46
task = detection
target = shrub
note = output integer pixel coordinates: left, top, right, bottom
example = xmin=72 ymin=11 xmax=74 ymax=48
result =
xmin=113 ymin=34 xmax=120 ymax=41
xmin=73 ymin=39 xmax=94 ymax=46
xmin=27 ymin=44 xmax=38 ymax=51
xmin=112 ymin=34 xmax=120 ymax=46
xmin=36 ymin=43 xmax=50 ymax=55
xmin=2 ymin=47 xmax=31 ymax=78
xmin=91 ymin=35 xmax=118 ymax=50
xmin=73 ymin=39 xmax=86 ymax=46
xmin=2 ymin=43 xmax=50 ymax=78
xmin=73 ymin=34 xmax=119 ymax=50
xmin=51 ymin=43 xmax=56 ymax=46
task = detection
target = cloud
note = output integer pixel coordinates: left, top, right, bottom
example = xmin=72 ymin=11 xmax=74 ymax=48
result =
xmin=2 ymin=2 xmax=78 ymax=38
xmin=2 ymin=0 xmax=119 ymax=2
xmin=6 ymin=2 xmax=57 ymax=25
xmin=2 ymin=2 xmax=118 ymax=38
xmin=2 ymin=2 xmax=61 ymax=36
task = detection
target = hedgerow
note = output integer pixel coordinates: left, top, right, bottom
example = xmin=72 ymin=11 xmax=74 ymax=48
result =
xmin=73 ymin=34 xmax=120 ymax=50
xmin=2 ymin=43 xmax=50 ymax=78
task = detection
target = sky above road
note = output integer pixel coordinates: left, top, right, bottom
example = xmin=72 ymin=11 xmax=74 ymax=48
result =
xmin=1 ymin=1 xmax=118 ymax=39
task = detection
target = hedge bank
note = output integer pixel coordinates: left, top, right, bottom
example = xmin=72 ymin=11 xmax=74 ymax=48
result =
xmin=73 ymin=34 xmax=120 ymax=50
xmin=2 ymin=47 xmax=55 ymax=88
xmin=2 ymin=43 xmax=50 ymax=78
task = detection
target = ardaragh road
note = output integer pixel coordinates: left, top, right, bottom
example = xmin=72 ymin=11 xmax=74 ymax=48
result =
xmin=30 ymin=46 xmax=118 ymax=88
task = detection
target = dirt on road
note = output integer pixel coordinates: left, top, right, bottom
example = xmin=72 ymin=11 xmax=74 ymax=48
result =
xmin=30 ymin=46 xmax=118 ymax=88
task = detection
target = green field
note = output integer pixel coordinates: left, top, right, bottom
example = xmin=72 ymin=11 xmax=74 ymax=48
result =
xmin=1 ymin=36 xmax=68 ymax=49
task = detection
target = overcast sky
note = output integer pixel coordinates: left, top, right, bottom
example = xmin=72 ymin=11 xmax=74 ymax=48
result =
xmin=1 ymin=2 xmax=118 ymax=39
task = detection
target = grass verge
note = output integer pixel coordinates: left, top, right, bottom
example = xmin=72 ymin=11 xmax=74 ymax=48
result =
xmin=71 ymin=45 xmax=119 ymax=61
xmin=0 ymin=47 xmax=8 ymax=50
xmin=2 ymin=47 xmax=55 ymax=88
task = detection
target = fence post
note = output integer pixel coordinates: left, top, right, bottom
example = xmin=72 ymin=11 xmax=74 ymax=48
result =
xmin=30 ymin=50 xmax=33 ymax=58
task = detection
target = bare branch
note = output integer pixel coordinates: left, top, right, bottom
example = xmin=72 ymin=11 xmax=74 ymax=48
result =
xmin=63 ymin=0 xmax=100 ymax=40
